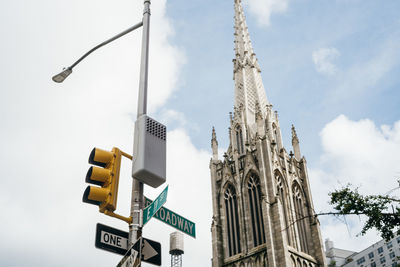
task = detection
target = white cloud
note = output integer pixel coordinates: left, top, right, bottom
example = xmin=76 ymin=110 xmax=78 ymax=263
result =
xmin=312 ymin=47 xmax=340 ymax=76
xmin=148 ymin=0 xmax=186 ymax=112
xmin=324 ymin=35 xmax=400 ymax=102
xmin=341 ymin=38 xmax=399 ymax=91
xmin=159 ymin=109 xmax=188 ymax=128
xmin=319 ymin=115 xmax=400 ymax=190
xmin=246 ymin=0 xmax=288 ymax=27
xmin=309 ymin=115 xmax=400 ymax=252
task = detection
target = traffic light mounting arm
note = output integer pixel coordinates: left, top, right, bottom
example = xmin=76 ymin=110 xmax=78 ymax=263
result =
xmin=104 ymin=210 xmax=133 ymax=224
xmin=121 ymin=151 xmax=133 ymax=160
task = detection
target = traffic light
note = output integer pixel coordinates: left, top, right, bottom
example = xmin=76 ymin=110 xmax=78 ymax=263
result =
xmin=83 ymin=147 xmax=122 ymax=213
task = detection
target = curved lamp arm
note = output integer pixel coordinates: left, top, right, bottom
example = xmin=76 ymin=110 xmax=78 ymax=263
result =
xmin=52 ymin=21 xmax=143 ymax=83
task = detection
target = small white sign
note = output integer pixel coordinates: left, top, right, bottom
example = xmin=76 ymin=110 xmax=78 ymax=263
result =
xmin=101 ymin=230 xmax=128 ymax=250
xmin=117 ymin=249 xmax=139 ymax=267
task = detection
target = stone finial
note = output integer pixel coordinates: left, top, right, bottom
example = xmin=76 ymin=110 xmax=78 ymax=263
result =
xmin=266 ymin=104 xmax=273 ymax=118
xmin=211 ymin=127 xmax=219 ymax=161
xmin=291 ymin=124 xmax=301 ymax=161
xmin=291 ymin=124 xmax=299 ymax=142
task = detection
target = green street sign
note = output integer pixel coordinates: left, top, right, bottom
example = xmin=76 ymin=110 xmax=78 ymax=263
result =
xmin=144 ymin=197 xmax=196 ymax=238
xmin=143 ymin=185 xmax=168 ymax=225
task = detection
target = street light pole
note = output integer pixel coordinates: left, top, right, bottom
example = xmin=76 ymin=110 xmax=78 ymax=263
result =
xmin=137 ymin=0 xmax=151 ymax=118
xmin=129 ymin=0 xmax=151 ymax=264
xmin=52 ymin=1 xmax=154 ymax=265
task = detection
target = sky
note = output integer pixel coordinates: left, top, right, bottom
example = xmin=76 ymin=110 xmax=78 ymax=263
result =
xmin=0 ymin=0 xmax=399 ymax=266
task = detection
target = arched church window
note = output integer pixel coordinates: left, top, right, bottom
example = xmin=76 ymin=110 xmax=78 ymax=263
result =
xmin=236 ymin=126 xmax=244 ymax=154
xmin=276 ymin=172 xmax=291 ymax=245
xmin=293 ymin=183 xmax=309 ymax=253
xmin=224 ymin=184 xmax=241 ymax=256
xmin=247 ymin=174 xmax=265 ymax=247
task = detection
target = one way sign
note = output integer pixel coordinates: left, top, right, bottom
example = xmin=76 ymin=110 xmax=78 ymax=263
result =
xmin=132 ymin=237 xmax=161 ymax=266
xmin=95 ymin=223 xmax=161 ymax=266
xmin=95 ymin=223 xmax=129 ymax=256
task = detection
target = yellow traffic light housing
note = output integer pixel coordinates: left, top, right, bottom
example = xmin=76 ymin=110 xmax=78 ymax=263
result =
xmin=83 ymin=147 xmax=121 ymax=212
xmin=82 ymin=147 xmax=122 ymax=213
xmin=83 ymin=147 xmax=133 ymax=223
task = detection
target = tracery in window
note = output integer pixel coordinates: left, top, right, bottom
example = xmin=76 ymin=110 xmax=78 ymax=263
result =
xmin=263 ymin=253 xmax=268 ymax=267
xmin=291 ymin=256 xmax=296 ymax=267
xmin=224 ymin=184 xmax=241 ymax=256
xmin=297 ymin=258 xmax=301 ymax=267
xmin=247 ymin=174 xmax=265 ymax=246
xmin=293 ymin=183 xmax=309 ymax=253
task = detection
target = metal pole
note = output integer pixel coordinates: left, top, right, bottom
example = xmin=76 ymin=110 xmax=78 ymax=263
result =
xmin=137 ymin=0 xmax=151 ymax=117
xmin=129 ymin=0 xmax=151 ymax=265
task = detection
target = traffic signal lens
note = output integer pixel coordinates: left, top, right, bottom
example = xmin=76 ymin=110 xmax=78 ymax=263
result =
xmin=83 ymin=186 xmax=109 ymax=205
xmin=88 ymin=148 xmax=114 ymax=167
xmin=86 ymin=166 xmax=110 ymax=186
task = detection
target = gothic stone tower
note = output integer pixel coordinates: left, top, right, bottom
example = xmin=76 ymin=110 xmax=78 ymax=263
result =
xmin=209 ymin=1 xmax=327 ymax=266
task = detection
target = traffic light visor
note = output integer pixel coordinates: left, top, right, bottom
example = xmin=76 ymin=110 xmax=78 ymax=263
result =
xmin=86 ymin=166 xmax=110 ymax=186
xmin=83 ymin=186 xmax=109 ymax=206
xmin=89 ymin=148 xmax=114 ymax=167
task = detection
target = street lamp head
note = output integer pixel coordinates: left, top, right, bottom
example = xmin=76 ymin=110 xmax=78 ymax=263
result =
xmin=52 ymin=67 xmax=72 ymax=83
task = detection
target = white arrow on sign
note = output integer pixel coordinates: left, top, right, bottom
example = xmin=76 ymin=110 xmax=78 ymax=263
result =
xmin=131 ymin=237 xmax=161 ymax=265
xmin=142 ymin=239 xmax=158 ymax=260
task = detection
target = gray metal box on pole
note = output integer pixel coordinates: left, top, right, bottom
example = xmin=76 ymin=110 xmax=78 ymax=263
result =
xmin=132 ymin=114 xmax=166 ymax=188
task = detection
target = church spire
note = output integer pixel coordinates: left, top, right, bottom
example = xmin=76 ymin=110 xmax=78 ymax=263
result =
xmin=209 ymin=2 xmax=328 ymax=266
xmin=233 ymin=0 xmax=269 ymax=126
xmin=234 ymin=0 xmax=255 ymax=60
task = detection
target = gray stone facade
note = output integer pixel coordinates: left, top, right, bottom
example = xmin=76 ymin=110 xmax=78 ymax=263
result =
xmin=209 ymin=1 xmax=327 ymax=266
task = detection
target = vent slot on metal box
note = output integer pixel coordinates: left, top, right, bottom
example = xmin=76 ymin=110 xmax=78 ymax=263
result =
xmin=146 ymin=117 xmax=166 ymax=141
